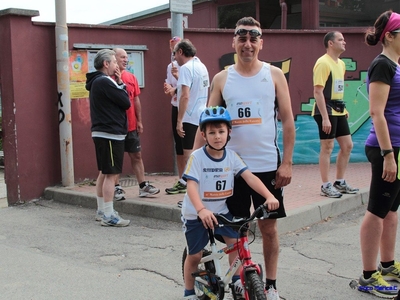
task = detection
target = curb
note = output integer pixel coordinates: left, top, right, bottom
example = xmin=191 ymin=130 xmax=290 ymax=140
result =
xmin=43 ymin=187 xmax=369 ymax=234
xmin=278 ymin=188 xmax=369 ymax=233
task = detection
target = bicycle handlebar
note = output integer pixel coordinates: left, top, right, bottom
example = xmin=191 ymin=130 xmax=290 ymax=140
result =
xmin=214 ymin=205 xmax=278 ymax=228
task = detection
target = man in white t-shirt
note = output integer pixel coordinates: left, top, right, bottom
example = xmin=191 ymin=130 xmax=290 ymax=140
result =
xmin=165 ymin=39 xmax=209 ymax=195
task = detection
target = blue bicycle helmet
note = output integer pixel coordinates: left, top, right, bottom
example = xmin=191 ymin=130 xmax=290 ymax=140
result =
xmin=199 ymin=106 xmax=232 ymax=131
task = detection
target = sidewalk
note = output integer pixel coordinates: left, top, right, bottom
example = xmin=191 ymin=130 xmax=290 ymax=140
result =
xmin=44 ymin=162 xmax=371 ymax=234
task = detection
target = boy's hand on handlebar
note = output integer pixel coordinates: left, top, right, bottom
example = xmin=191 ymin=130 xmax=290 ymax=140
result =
xmin=198 ymin=209 xmax=218 ymax=229
xmin=264 ymin=197 xmax=280 ymax=211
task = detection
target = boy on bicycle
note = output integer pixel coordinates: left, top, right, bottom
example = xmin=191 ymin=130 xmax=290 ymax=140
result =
xmin=181 ymin=106 xmax=279 ymax=300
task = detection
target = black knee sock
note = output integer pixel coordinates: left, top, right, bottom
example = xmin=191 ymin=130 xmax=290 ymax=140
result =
xmin=381 ymin=260 xmax=395 ymax=269
xmin=363 ymin=270 xmax=376 ymax=279
xmin=266 ymin=279 xmax=276 ymax=289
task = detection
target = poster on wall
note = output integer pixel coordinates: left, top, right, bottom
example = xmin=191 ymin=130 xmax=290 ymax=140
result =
xmin=88 ymin=51 xmax=144 ymax=87
xmin=69 ymin=50 xmax=145 ymax=99
xmin=69 ymin=50 xmax=90 ymax=99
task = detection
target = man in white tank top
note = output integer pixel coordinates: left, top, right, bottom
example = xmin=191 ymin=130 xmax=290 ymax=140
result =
xmin=207 ymin=17 xmax=295 ymax=300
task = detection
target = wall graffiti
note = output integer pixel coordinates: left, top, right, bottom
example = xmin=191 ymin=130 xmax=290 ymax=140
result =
xmin=219 ymin=54 xmax=370 ymax=164
xmin=58 ymin=91 xmax=65 ymax=124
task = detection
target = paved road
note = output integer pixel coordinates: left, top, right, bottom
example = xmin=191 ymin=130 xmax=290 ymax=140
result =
xmin=0 ymin=200 xmax=398 ymax=299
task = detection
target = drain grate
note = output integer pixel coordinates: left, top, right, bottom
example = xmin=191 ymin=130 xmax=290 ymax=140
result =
xmin=119 ymin=178 xmax=138 ymax=187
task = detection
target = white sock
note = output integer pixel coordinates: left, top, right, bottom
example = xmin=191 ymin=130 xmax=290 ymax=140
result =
xmin=97 ymin=196 xmax=104 ymax=212
xmin=322 ymin=182 xmax=331 ymax=188
xmin=179 ymin=178 xmax=187 ymax=186
xmin=103 ymin=201 xmax=114 ymax=217
xmin=335 ymin=179 xmax=345 ymax=184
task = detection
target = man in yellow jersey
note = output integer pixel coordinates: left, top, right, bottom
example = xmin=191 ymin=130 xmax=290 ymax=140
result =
xmin=313 ymin=31 xmax=359 ymax=198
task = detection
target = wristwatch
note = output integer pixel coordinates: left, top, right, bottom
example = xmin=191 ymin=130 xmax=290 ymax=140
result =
xmin=381 ymin=149 xmax=394 ymax=157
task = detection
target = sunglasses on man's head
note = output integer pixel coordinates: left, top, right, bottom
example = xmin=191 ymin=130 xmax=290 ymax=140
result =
xmin=234 ymin=29 xmax=261 ymax=37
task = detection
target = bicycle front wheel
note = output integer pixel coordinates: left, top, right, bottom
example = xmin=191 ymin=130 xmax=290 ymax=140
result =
xmin=246 ymin=271 xmax=266 ymax=300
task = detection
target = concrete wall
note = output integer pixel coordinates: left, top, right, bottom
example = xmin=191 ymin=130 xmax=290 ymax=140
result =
xmin=0 ymin=9 xmax=380 ymax=204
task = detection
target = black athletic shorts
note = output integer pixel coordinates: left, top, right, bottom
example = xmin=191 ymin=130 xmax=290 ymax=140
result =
xmin=314 ymin=115 xmax=350 ymax=139
xmin=124 ymin=130 xmax=141 ymax=153
xmin=181 ymin=123 xmax=198 ymax=150
xmin=365 ymin=146 xmax=400 ymax=219
xmin=226 ymin=170 xmax=286 ymax=219
xmin=171 ymin=106 xmax=184 ymax=155
xmin=93 ymin=137 xmax=124 ymax=174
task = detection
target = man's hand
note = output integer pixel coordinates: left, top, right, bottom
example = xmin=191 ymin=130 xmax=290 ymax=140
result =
xmin=115 ymin=66 xmax=122 ymax=84
xmin=275 ymin=162 xmax=292 ymax=189
xmin=137 ymin=121 xmax=143 ymax=134
xmin=171 ymin=62 xmax=179 ymax=80
xmin=177 ymin=121 xmax=185 ymax=138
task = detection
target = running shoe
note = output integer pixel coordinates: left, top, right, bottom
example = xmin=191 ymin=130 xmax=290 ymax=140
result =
xmin=114 ymin=185 xmax=125 ymax=201
xmin=183 ymin=295 xmax=199 ymax=300
xmin=165 ymin=181 xmax=187 ymax=194
xmin=266 ymin=285 xmax=280 ymax=300
xmin=139 ymin=181 xmax=160 ymax=197
xmin=233 ymin=280 xmax=245 ymax=299
xmin=96 ymin=210 xmax=119 ymax=221
xmin=320 ymin=182 xmax=342 ymax=198
xmin=333 ymin=180 xmax=359 ymax=194
xmin=101 ymin=213 xmax=130 ymax=227
xmin=379 ymin=262 xmax=400 ymax=282
xmin=358 ymin=271 xmax=398 ymax=298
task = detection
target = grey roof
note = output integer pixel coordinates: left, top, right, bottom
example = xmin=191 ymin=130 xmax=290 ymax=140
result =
xmin=100 ymin=4 xmax=170 ymax=25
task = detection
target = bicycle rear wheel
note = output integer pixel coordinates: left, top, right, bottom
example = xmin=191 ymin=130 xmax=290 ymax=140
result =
xmin=182 ymin=247 xmax=218 ymax=300
xmin=246 ymin=271 xmax=266 ymax=300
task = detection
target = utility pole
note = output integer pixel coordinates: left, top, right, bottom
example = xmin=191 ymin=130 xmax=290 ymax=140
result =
xmin=169 ymin=0 xmax=193 ymax=38
xmin=171 ymin=12 xmax=184 ymax=39
xmin=55 ymin=0 xmax=74 ymax=186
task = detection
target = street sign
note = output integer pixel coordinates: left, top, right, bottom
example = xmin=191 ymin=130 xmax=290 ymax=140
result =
xmin=169 ymin=0 xmax=193 ymax=14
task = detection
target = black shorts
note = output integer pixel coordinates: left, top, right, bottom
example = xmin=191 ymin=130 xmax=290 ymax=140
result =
xmin=93 ymin=137 xmax=124 ymax=174
xmin=365 ymin=146 xmax=400 ymax=219
xmin=226 ymin=171 xmax=286 ymax=219
xmin=171 ymin=106 xmax=184 ymax=155
xmin=124 ymin=130 xmax=141 ymax=153
xmin=181 ymin=123 xmax=198 ymax=150
xmin=314 ymin=115 xmax=350 ymax=139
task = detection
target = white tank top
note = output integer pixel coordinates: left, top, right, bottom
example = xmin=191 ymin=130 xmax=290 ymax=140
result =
xmin=222 ymin=63 xmax=280 ymax=172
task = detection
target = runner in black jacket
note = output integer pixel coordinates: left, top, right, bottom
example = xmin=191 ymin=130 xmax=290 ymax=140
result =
xmin=85 ymin=49 xmax=131 ymax=227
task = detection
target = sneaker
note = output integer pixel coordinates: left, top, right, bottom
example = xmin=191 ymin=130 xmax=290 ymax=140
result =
xmin=177 ymin=200 xmax=183 ymax=208
xmin=320 ymin=182 xmax=342 ymax=198
xmin=233 ymin=280 xmax=245 ymax=299
xmin=139 ymin=181 xmax=160 ymax=197
xmin=95 ymin=210 xmax=119 ymax=221
xmin=379 ymin=262 xmax=400 ymax=282
xmin=183 ymin=295 xmax=199 ymax=300
xmin=101 ymin=213 xmax=130 ymax=227
xmin=165 ymin=181 xmax=187 ymax=194
xmin=266 ymin=285 xmax=280 ymax=300
xmin=333 ymin=180 xmax=359 ymax=194
xmin=358 ymin=271 xmax=398 ymax=298
xmin=114 ymin=185 xmax=125 ymax=201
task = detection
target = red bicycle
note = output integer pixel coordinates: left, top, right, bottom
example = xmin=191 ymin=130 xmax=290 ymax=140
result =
xmin=182 ymin=205 xmax=275 ymax=300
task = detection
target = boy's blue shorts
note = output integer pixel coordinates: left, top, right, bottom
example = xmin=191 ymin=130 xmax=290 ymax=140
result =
xmin=182 ymin=212 xmax=239 ymax=255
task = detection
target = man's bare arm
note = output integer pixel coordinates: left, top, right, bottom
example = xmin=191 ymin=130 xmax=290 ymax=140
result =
xmin=272 ymin=66 xmax=295 ymax=188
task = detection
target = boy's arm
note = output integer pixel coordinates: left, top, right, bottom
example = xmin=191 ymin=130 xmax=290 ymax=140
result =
xmin=240 ymin=170 xmax=280 ymax=211
xmin=187 ymin=180 xmax=218 ymax=229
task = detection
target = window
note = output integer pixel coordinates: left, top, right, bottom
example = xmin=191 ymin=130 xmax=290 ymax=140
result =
xmin=218 ymin=2 xmax=256 ymax=29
